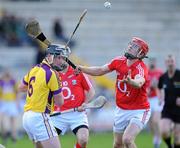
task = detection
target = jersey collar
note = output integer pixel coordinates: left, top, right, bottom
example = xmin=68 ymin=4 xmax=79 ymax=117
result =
xmin=41 ymin=59 xmax=51 ymax=68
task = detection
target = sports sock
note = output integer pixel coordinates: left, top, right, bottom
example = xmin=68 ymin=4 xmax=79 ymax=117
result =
xmin=75 ymin=143 xmax=82 ymax=148
xmin=163 ymin=137 xmax=172 ymax=148
xmin=174 ymin=144 xmax=180 ymax=148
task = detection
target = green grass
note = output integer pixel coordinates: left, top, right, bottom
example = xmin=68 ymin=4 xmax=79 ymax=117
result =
xmin=0 ymin=132 xmax=166 ymax=148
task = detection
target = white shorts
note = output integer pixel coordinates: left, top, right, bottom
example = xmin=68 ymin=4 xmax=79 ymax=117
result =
xmin=1 ymin=101 xmax=19 ymax=117
xmin=113 ymin=107 xmax=151 ymax=133
xmin=51 ymin=111 xmax=88 ymax=135
xmin=23 ymin=111 xmax=58 ymax=142
xmin=149 ymin=96 xmax=163 ymax=112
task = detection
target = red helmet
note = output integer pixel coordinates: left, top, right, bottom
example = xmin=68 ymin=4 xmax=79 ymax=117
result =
xmin=132 ymin=37 xmax=149 ymax=55
xmin=125 ymin=37 xmax=149 ymax=59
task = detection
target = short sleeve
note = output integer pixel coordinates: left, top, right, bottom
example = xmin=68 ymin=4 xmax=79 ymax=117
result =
xmin=81 ymin=73 xmax=93 ymax=91
xmin=108 ymin=58 xmax=118 ymax=71
xmin=48 ymin=71 xmax=62 ymax=95
xmin=23 ymin=73 xmax=29 ymax=85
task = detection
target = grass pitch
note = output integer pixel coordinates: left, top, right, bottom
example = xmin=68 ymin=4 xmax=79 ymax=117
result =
xmin=0 ymin=132 xmax=166 ymax=148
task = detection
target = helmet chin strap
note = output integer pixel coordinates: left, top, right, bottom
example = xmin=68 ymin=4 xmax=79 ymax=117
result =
xmin=124 ymin=52 xmax=138 ymax=60
xmin=124 ymin=52 xmax=148 ymax=60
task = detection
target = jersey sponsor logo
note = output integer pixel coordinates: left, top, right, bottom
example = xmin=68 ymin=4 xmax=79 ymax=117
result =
xmin=62 ymin=86 xmax=75 ymax=100
xmin=63 ymin=81 xmax=68 ymax=86
xmin=62 ymin=81 xmax=75 ymax=100
xmin=117 ymin=80 xmax=130 ymax=96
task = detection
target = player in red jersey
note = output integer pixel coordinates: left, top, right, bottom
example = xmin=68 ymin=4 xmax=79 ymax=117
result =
xmin=77 ymin=37 xmax=151 ymax=148
xmin=147 ymin=58 xmax=163 ymax=148
xmin=50 ymin=45 xmax=95 ymax=148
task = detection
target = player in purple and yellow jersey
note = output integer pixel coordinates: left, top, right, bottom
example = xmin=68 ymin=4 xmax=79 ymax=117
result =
xmin=0 ymin=70 xmax=19 ymax=144
xmin=18 ymin=44 xmax=65 ymax=148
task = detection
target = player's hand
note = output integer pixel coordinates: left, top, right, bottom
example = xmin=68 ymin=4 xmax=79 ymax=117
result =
xmin=120 ymin=70 xmax=132 ymax=83
xmin=74 ymin=65 xmax=81 ymax=75
xmin=77 ymin=103 xmax=86 ymax=112
xmin=176 ymin=97 xmax=180 ymax=106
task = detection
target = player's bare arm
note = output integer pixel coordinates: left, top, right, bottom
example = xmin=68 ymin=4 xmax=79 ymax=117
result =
xmin=124 ymin=74 xmax=145 ymax=88
xmin=128 ymin=76 xmax=145 ymax=88
xmin=78 ymin=77 xmax=95 ymax=112
xmin=54 ymin=93 xmax=64 ymax=106
xmin=79 ymin=64 xmax=111 ymax=76
xmin=84 ymin=87 xmax=95 ymax=103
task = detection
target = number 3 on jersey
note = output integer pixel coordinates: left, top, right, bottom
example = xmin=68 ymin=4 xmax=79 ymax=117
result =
xmin=28 ymin=76 xmax=35 ymax=97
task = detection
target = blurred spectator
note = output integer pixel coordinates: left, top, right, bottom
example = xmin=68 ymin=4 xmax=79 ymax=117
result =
xmin=147 ymin=57 xmax=163 ymax=148
xmin=53 ymin=18 xmax=76 ymax=48
xmin=0 ymin=69 xmax=19 ymax=145
xmin=0 ymin=9 xmax=36 ymax=47
xmin=158 ymin=55 xmax=180 ymax=148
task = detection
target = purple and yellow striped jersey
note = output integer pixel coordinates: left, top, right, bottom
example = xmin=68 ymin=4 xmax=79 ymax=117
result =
xmin=0 ymin=79 xmax=17 ymax=101
xmin=23 ymin=60 xmax=62 ymax=113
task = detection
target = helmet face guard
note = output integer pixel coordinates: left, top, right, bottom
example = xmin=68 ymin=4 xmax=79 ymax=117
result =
xmin=46 ymin=44 xmax=71 ymax=71
xmin=124 ymin=37 xmax=149 ymax=60
xmin=47 ymin=44 xmax=71 ymax=58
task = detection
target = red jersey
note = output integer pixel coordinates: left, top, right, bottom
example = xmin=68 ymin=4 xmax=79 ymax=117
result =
xmin=108 ymin=56 xmax=150 ymax=110
xmin=54 ymin=66 xmax=92 ymax=111
xmin=148 ymin=68 xmax=163 ymax=98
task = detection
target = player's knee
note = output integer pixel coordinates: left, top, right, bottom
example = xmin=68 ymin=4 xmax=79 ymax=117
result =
xmin=161 ymin=128 xmax=170 ymax=138
xmin=122 ymin=135 xmax=133 ymax=146
xmin=113 ymin=136 xmax=123 ymax=148
xmin=113 ymin=141 xmax=123 ymax=148
xmin=152 ymin=117 xmax=160 ymax=126
xmin=78 ymin=137 xmax=88 ymax=147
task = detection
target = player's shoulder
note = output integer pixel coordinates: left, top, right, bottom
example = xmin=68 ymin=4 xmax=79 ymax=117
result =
xmin=159 ymin=72 xmax=167 ymax=79
xmin=110 ymin=56 xmax=126 ymax=64
xmin=28 ymin=63 xmax=42 ymax=73
xmin=136 ymin=60 xmax=148 ymax=69
xmin=39 ymin=63 xmax=54 ymax=74
xmin=112 ymin=56 xmax=126 ymax=61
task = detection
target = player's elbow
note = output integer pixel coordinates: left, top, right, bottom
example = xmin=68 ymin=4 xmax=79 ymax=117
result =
xmin=92 ymin=70 xmax=105 ymax=76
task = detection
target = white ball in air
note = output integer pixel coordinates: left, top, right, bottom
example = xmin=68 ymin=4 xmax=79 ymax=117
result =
xmin=104 ymin=1 xmax=111 ymax=9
